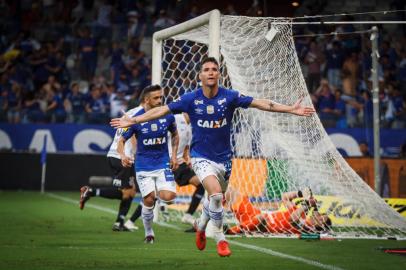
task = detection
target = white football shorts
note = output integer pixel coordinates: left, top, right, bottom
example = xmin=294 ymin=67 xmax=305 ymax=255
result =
xmin=136 ymin=168 xmax=176 ymax=198
xmin=191 ymin=158 xmax=232 ymax=192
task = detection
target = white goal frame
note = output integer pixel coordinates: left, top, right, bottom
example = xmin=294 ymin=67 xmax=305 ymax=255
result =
xmin=152 ymin=9 xmax=221 ymax=85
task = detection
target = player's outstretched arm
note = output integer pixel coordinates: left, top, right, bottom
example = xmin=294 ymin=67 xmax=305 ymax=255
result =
xmin=249 ymin=97 xmax=315 ymax=116
xmin=110 ymin=105 xmax=171 ymax=128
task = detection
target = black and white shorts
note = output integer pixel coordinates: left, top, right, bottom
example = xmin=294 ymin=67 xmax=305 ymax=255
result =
xmin=107 ymin=157 xmax=136 ymax=189
xmin=173 ymin=162 xmax=196 ymax=187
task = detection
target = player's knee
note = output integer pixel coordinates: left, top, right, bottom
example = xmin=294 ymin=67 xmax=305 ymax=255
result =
xmin=143 ymin=193 xmax=156 ymax=207
xmin=142 ymin=201 xmax=155 ymax=210
xmin=121 ymin=188 xmax=134 ymax=200
xmin=159 ymin=198 xmax=175 ymax=205
xmin=209 ymin=193 xmax=223 ymax=209
xmin=158 ymin=191 xmax=176 ymax=204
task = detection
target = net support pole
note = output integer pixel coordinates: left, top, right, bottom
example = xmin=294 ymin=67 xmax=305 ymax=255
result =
xmin=152 ymin=9 xmax=221 ymax=84
xmin=41 ymin=163 xmax=46 ymax=194
xmin=370 ymin=26 xmax=381 ymax=195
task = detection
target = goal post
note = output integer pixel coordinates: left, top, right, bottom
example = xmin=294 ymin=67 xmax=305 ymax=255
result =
xmin=152 ymin=9 xmax=220 ymax=85
xmin=151 ymin=10 xmax=406 ymax=239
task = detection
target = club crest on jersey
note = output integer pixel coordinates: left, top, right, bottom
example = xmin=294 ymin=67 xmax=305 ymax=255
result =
xmin=141 ymin=128 xmax=148 ymax=134
xmin=206 ymin=105 xmax=214 ymax=114
xmin=194 ymin=99 xmax=204 ymax=105
xmin=151 ymin=124 xmax=158 ymax=131
xmin=143 ymin=137 xmax=166 ymax=145
xmin=197 ymin=118 xmax=227 ymax=128
xmin=217 ymin=98 xmax=226 ymax=105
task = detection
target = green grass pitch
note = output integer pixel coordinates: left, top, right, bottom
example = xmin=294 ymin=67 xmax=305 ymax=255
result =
xmin=0 ymin=191 xmax=405 ymax=270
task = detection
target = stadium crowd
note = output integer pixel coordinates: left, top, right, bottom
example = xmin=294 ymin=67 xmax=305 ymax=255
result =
xmin=0 ymin=0 xmax=405 ymax=128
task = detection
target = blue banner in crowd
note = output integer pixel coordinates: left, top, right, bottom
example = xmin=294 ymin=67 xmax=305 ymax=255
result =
xmin=0 ymin=124 xmax=405 ymax=156
xmin=0 ymin=123 xmax=115 ymax=153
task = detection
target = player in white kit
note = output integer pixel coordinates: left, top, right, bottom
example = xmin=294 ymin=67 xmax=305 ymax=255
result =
xmin=79 ymin=106 xmax=142 ymax=231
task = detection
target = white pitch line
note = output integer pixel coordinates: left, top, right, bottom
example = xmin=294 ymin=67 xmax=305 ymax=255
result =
xmin=47 ymin=193 xmax=345 ymax=270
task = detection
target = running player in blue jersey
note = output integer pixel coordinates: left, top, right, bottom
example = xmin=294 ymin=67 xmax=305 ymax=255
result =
xmin=111 ymin=57 xmax=315 ymax=256
xmin=117 ymin=85 xmax=179 ymax=244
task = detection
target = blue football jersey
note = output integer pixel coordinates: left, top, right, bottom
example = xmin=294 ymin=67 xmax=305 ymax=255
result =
xmin=122 ymin=108 xmax=177 ymax=171
xmin=168 ymin=87 xmax=253 ymax=163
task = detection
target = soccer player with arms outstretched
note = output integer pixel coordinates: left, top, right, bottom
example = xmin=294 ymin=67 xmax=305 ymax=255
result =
xmin=117 ymin=85 xmax=179 ymax=243
xmin=110 ymin=57 xmax=315 ymax=256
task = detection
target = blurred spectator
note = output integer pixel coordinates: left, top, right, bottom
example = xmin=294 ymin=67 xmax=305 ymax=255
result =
xmin=44 ymin=85 xmax=66 ymax=123
xmin=127 ymin=11 xmax=146 ymax=46
xmin=342 ymin=52 xmax=359 ymax=96
xmin=359 ymin=142 xmax=371 ymax=157
xmin=6 ymin=82 xmax=22 ymax=123
xmin=186 ymin=5 xmax=200 ymax=20
xmin=333 ymin=89 xmax=347 ymax=128
xmin=379 ymin=41 xmax=398 ymax=67
xmin=92 ymin=0 xmax=113 ymax=42
xmin=23 ymin=91 xmax=45 ymax=123
xmin=46 ymin=50 xmax=67 ymax=83
xmin=391 ymin=88 xmax=406 ymax=129
xmin=325 ymin=41 xmax=344 ymax=89
xmin=398 ymin=50 xmax=406 ymax=93
xmin=95 ymin=45 xmax=112 ymax=78
xmin=360 ymin=90 xmax=373 ymax=129
xmin=314 ymin=79 xmax=335 ymax=127
xmin=85 ymin=85 xmax=109 ymax=124
xmin=153 ymin=9 xmax=175 ymax=32
xmin=42 ymin=0 xmax=58 ymax=24
xmin=108 ymin=84 xmax=127 ymax=118
xmin=0 ymin=89 xmax=7 ymax=122
xmin=400 ymin=141 xmax=406 ymax=158
xmin=77 ymin=27 xmax=97 ymax=81
xmin=115 ymin=71 xmax=129 ymax=94
xmin=380 ymin=54 xmax=396 ymax=82
xmin=224 ymin=4 xmax=238 ymax=15
xmin=304 ymin=40 xmax=324 ymax=93
xmin=65 ymin=82 xmax=86 ymax=123
xmin=29 ymin=47 xmax=50 ymax=90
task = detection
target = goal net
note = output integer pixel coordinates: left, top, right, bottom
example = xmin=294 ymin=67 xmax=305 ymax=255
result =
xmin=153 ymin=11 xmax=406 ymax=239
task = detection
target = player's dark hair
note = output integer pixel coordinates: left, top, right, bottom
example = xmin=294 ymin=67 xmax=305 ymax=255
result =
xmin=140 ymin=84 xmax=161 ymax=101
xmin=199 ymin=57 xmax=219 ymax=72
xmin=325 ymin=217 xmax=332 ymax=228
xmin=315 ymin=216 xmax=332 ymax=232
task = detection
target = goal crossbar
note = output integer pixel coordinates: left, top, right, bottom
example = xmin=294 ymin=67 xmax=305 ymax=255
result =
xmin=152 ymin=9 xmax=220 ymax=84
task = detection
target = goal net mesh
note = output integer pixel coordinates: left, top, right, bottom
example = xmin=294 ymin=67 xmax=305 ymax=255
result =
xmin=157 ymin=15 xmax=406 ymax=239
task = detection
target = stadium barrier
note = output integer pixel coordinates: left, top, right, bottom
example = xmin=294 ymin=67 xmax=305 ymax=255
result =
xmin=0 ymin=152 xmax=110 ymax=191
xmin=1 ymin=152 xmax=405 ymax=198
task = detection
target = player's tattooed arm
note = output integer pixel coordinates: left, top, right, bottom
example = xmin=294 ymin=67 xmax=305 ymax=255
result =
xmin=269 ymin=100 xmax=274 ymax=110
xmin=250 ymin=98 xmax=315 ymax=116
